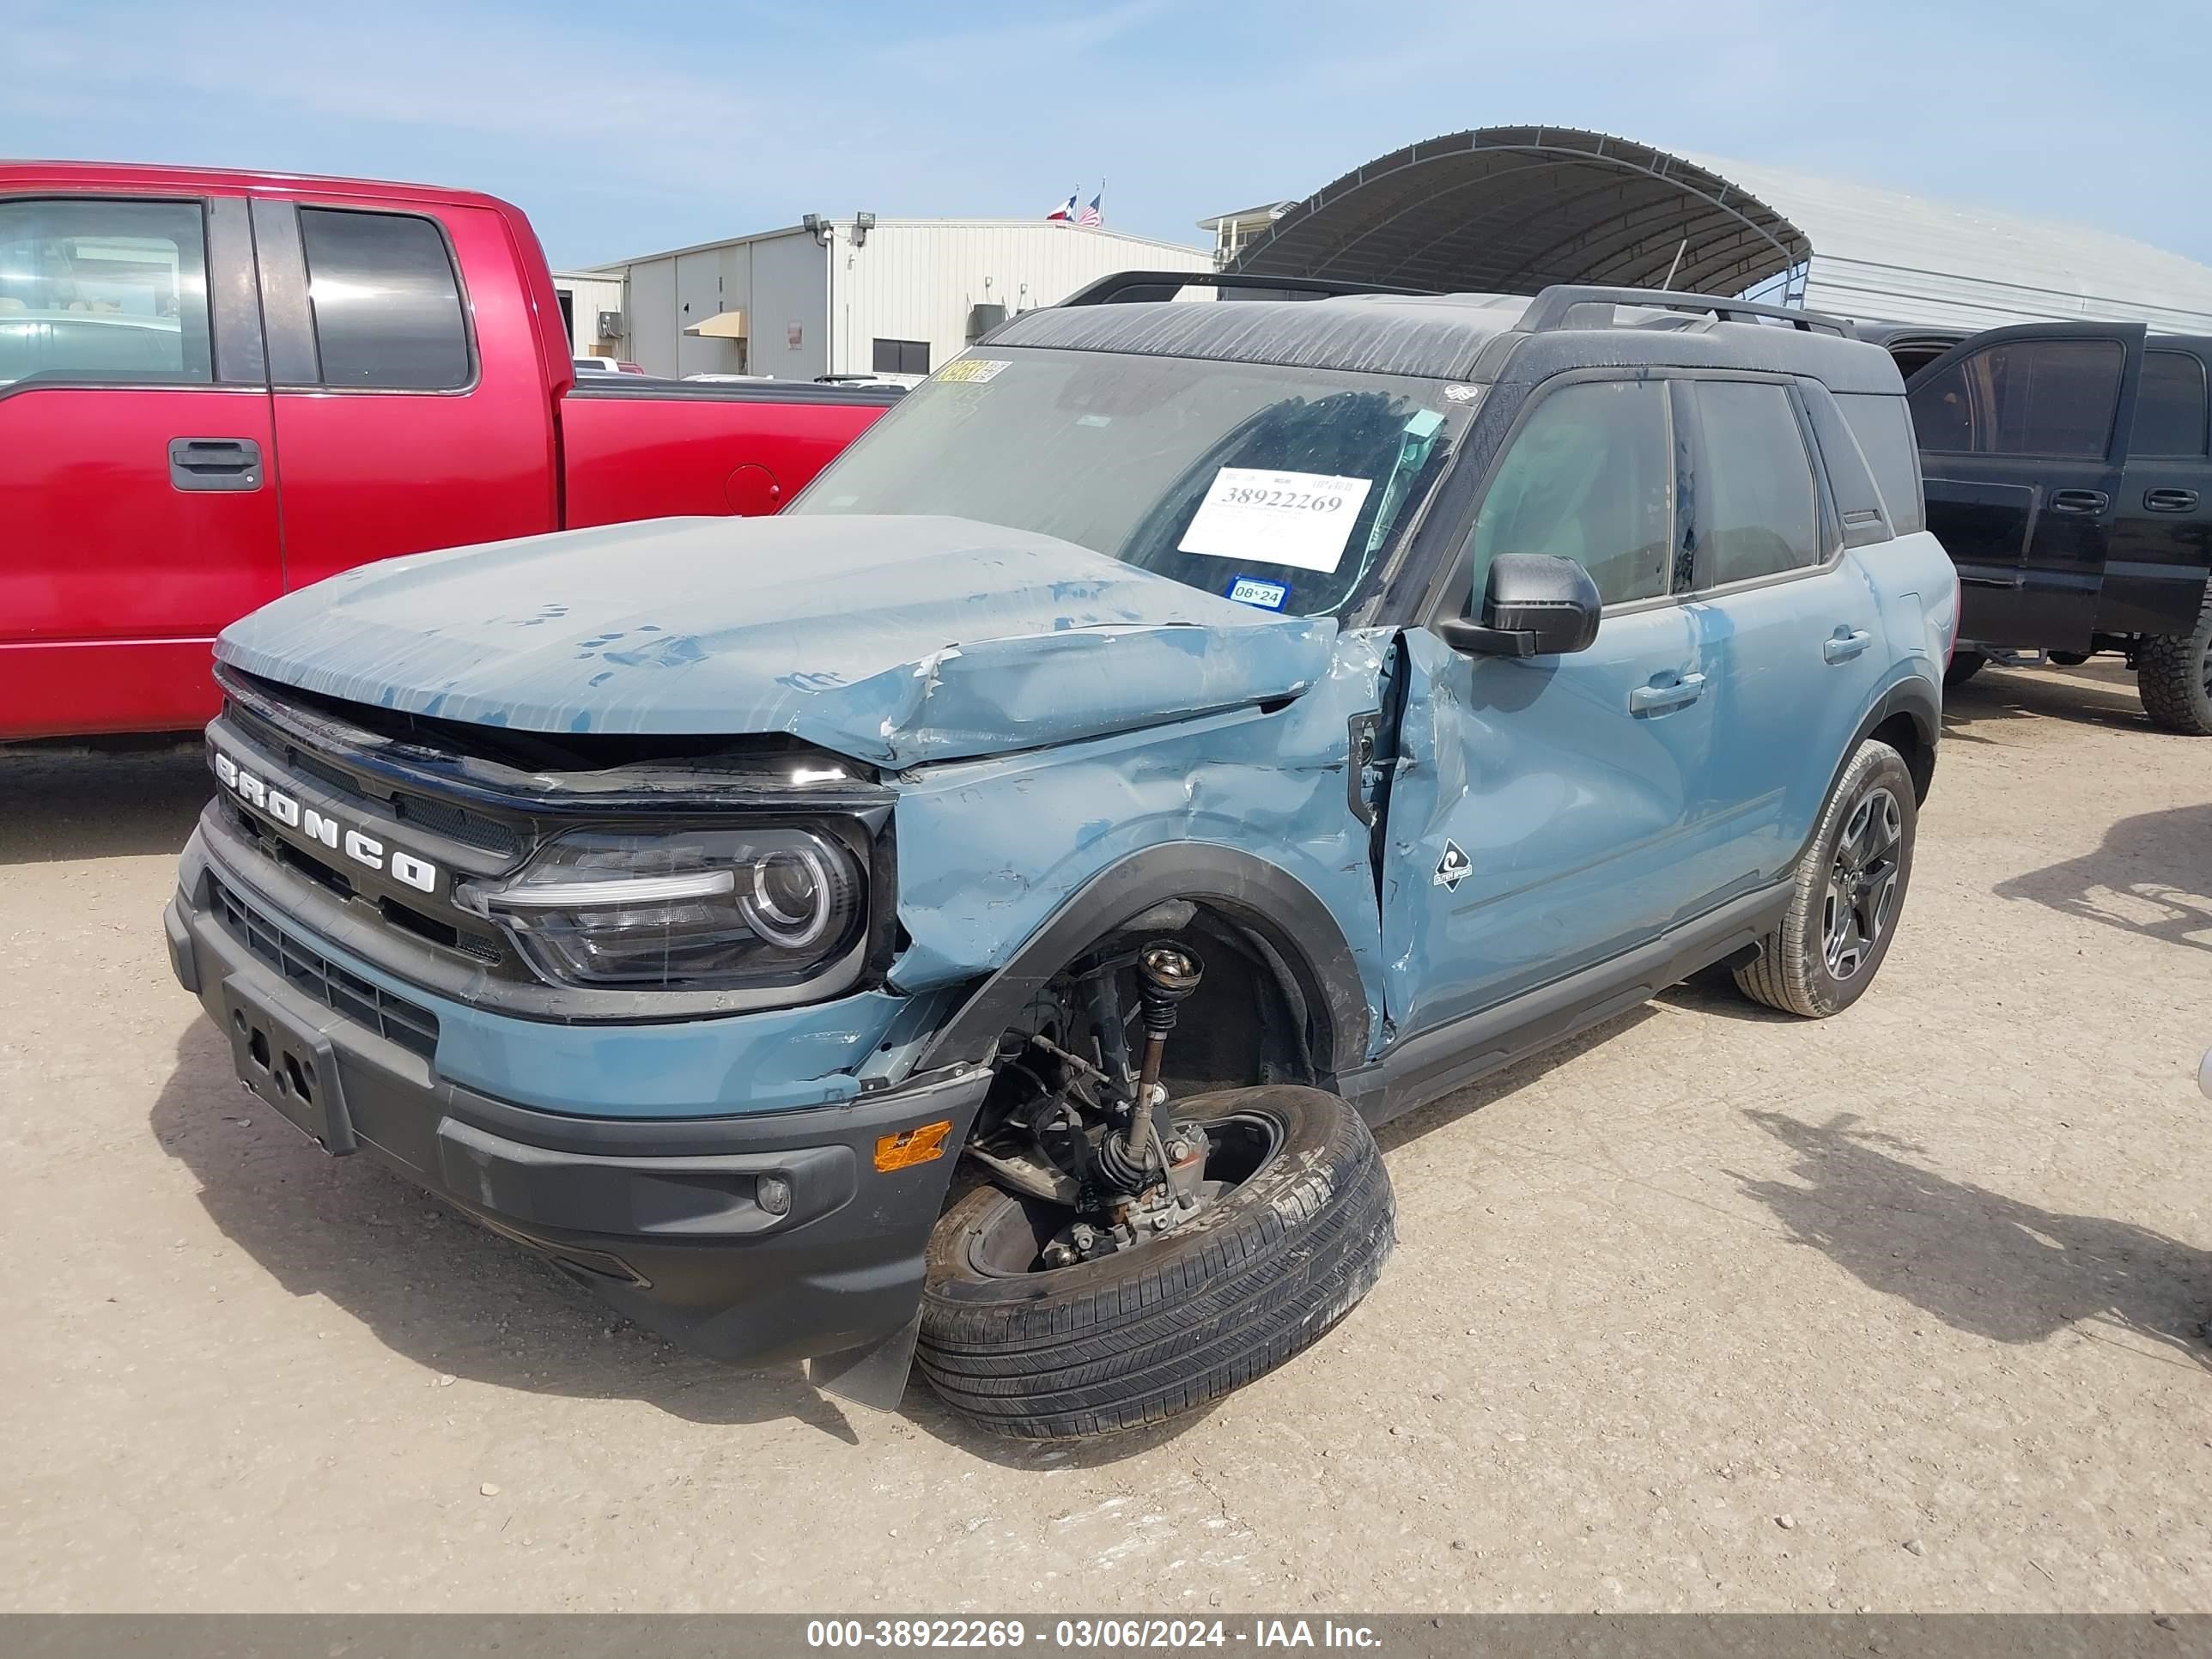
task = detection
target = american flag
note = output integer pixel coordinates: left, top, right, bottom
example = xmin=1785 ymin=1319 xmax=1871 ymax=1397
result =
xmin=1076 ymin=187 xmax=1103 ymax=228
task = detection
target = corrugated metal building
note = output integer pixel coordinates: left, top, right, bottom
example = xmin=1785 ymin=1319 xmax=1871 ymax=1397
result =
xmin=1225 ymin=127 xmax=2212 ymax=336
xmin=550 ymin=270 xmax=625 ymax=359
xmin=600 ymin=220 xmax=1212 ymax=380
xmin=1686 ymin=155 xmax=2212 ymax=334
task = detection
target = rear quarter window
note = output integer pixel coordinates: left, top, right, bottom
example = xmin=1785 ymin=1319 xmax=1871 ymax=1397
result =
xmin=1838 ymin=393 xmax=1925 ymax=536
xmin=297 ymin=207 xmax=470 ymax=391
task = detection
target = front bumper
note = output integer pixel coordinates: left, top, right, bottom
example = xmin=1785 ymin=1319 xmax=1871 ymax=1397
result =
xmin=165 ymin=859 xmax=989 ymax=1366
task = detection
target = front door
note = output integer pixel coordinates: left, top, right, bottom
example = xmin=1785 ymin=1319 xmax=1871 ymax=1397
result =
xmin=1906 ymin=324 xmax=2145 ymax=651
xmin=0 ymin=191 xmax=279 ymax=738
xmin=1383 ymin=374 xmax=1737 ymax=1039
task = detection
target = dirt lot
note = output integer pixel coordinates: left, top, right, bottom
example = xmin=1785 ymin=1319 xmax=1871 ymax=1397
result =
xmin=3 ymin=659 xmax=2207 ymax=1614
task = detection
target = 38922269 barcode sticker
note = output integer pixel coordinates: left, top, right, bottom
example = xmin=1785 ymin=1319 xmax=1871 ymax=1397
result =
xmin=1177 ymin=468 xmax=1373 ymax=574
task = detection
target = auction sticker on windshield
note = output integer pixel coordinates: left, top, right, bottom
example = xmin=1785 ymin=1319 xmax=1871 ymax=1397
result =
xmin=935 ymin=358 xmax=1009 ymax=384
xmin=1178 ymin=468 xmax=1373 ymax=573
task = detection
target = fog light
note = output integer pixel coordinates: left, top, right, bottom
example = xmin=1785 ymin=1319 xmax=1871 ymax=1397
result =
xmin=757 ymin=1175 xmax=792 ymax=1217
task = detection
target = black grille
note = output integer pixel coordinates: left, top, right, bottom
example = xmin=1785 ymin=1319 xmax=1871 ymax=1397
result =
xmin=222 ymin=696 xmax=522 ymax=858
xmin=210 ymin=876 xmax=441 ymax=1060
xmin=391 ymin=789 xmax=520 ymax=857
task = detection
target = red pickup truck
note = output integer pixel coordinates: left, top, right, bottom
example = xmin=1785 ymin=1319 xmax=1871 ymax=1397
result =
xmin=0 ymin=161 xmax=899 ymax=741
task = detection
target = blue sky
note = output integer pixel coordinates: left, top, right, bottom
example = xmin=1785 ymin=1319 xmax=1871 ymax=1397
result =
xmin=7 ymin=0 xmax=2205 ymax=271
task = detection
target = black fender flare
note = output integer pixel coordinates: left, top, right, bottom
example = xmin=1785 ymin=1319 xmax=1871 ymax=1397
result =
xmin=1802 ymin=673 xmax=1940 ymax=867
xmin=912 ymin=843 xmax=1373 ymax=1079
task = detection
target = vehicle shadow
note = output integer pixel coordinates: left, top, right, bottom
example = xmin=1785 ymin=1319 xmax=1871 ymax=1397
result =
xmin=1731 ymin=1110 xmax=2212 ymax=1365
xmin=1938 ymin=661 xmax=2152 ymax=740
xmin=151 ymin=1023 xmax=1194 ymax=1464
xmin=0 ymin=745 xmax=210 ymax=866
xmin=1372 ymin=1003 xmax=1664 ymax=1153
xmin=1991 ymin=802 xmax=2212 ymax=956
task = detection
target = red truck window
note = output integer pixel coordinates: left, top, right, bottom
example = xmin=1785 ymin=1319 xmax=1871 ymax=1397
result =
xmin=0 ymin=198 xmax=213 ymax=387
xmin=297 ymin=207 xmax=470 ymax=390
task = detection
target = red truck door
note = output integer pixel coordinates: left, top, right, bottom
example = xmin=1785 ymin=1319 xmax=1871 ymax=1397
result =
xmin=248 ymin=193 xmax=557 ymax=594
xmin=0 ymin=191 xmax=281 ymax=738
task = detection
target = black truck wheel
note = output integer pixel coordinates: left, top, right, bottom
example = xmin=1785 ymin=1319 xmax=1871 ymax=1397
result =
xmin=2137 ymin=592 xmax=2212 ymax=735
xmin=1735 ymin=738 xmax=1917 ymax=1019
xmin=1942 ymin=650 xmax=1986 ymax=690
xmin=916 ymin=1085 xmax=1394 ymax=1441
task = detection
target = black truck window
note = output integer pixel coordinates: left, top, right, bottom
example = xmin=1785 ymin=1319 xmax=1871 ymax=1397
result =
xmin=297 ymin=208 xmax=470 ymax=390
xmin=1909 ymin=338 xmax=2125 ymax=460
xmin=2131 ymin=349 xmax=2210 ymax=457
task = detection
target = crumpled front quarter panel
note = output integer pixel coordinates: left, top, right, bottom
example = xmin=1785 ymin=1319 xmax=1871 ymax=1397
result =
xmin=887 ymin=630 xmax=1393 ymax=1052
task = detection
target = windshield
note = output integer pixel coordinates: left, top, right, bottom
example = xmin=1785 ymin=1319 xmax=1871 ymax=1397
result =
xmin=787 ymin=346 xmax=1466 ymax=618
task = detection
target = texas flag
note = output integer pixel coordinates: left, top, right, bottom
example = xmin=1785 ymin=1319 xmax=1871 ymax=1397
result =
xmin=1045 ymin=190 xmax=1079 ymax=222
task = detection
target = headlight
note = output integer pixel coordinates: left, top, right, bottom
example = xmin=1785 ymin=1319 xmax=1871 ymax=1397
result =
xmin=458 ymin=826 xmax=866 ymax=991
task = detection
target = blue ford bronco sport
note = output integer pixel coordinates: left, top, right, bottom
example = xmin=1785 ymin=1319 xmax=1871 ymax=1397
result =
xmin=166 ymin=279 xmax=1956 ymax=1440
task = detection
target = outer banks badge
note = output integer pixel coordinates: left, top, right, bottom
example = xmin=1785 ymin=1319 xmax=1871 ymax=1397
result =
xmin=1433 ymin=840 xmax=1472 ymax=890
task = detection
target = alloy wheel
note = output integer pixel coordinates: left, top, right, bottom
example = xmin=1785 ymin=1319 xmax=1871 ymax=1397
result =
xmin=1821 ymin=786 xmax=1903 ymax=981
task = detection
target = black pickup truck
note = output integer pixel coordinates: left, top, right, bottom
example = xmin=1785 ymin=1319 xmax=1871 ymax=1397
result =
xmin=1860 ymin=320 xmax=2212 ymax=733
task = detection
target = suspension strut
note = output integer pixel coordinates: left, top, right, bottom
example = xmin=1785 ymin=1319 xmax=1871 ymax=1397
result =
xmin=1097 ymin=940 xmax=1204 ymax=1194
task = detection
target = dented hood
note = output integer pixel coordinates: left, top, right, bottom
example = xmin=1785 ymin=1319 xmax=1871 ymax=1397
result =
xmin=215 ymin=515 xmax=1337 ymax=768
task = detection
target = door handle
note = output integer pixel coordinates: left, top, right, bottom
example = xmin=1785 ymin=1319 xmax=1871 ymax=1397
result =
xmin=2145 ymin=487 xmax=2200 ymax=514
xmin=2047 ymin=488 xmax=2108 ymax=515
xmin=1628 ymin=672 xmax=1706 ymax=714
xmin=169 ymin=437 xmax=264 ymax=492
xmin=1823 ymin=628 xmax=1873 ymax=665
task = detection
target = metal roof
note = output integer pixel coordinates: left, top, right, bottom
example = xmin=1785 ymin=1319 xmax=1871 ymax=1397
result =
xmin=1684 ymin=155 xmax=2212 ymax=334
xmin=1226 ymin=128 xmax=2212 ymax=335
xmin=1231 ymin=128 xmax=1811 ymax=300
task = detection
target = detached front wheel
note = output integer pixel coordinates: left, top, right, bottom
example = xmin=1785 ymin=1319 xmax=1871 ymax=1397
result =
xmin=917 ymin=1085 xmax=1394 ymax=1441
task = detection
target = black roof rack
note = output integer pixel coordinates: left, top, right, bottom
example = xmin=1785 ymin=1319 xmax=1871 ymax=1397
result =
xmin=1519 ymin=285 xmax=1853 ymax=337
xmin=1058 ymin=269 xmax=1432 ymax=307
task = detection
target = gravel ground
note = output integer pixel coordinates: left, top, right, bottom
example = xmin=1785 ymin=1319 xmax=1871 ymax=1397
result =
xmin=2 ymin=659 xmax=2207 ymax=1614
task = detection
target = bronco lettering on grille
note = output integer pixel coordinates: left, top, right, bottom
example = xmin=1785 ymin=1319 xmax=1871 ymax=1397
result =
xmin=213 ymin=748 xmax=439 ymax=894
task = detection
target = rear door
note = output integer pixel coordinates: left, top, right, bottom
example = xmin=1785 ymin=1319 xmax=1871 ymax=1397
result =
xmin=2104 ymin=343 xmax=2212 ymax=637
xmin=252 ymin=193 xmax=557 ymax=595
xmin=0 ymin=189 xmax=279 ymax=739
xmin=1905 ymin=323 xmax=2144 ymax=651
xmin=1680 ymin=376 xmax=1887 ymax=886
xmin=1384 ymin=374 xmax=1739 ymax=1037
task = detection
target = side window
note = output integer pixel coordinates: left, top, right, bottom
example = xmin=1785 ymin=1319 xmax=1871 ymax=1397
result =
xmin=0 ymin=197 xmax=212 ymax=387
xmin=1838 ymin=392 xmax=1926 ymax=535
xmin=1467 ymin=379 xmax=1673 ymax=608
xmin=1693 ymin=381 xmax=1822 ymax=586
xmin=297 ymin=208 xmax=469 ymax=390
xmin=1907 ymin=338 xmax=2125 ymax=459
xmin=2132 ymin=350 xmax=2209 ymax=457
xmin=872 ymin=337 xmax=930 ymax=375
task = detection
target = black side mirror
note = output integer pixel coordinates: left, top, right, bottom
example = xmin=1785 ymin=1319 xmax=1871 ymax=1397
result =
xmin=1437 ymin=553 xmax=1601 ymax=658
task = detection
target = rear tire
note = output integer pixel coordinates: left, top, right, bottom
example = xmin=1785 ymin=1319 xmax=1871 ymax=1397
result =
xmin=916 ymin=1085 xmax=1394 ymax=1441
xmin=2137 ymin=592 xmax=2212 ymax=735
xmin=1735 ymin=739 xmax=1917 ymax=1019
xmin=1942 ymin=650 xmax=1986 ymax=690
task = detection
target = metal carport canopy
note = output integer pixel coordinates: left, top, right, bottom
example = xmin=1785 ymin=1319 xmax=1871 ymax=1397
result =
xmin=1230 ymin=126 xmax=1809 ymax=300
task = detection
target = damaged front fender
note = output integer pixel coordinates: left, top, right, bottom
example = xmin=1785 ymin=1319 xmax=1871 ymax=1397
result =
xmin=888 ymin=630 xmax=1395 ymax=1075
